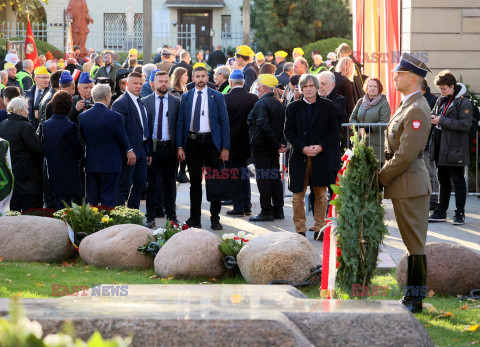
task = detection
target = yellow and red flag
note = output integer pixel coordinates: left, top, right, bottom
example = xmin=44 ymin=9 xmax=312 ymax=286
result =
xmin=25 ymin=20 xmax=39 ymax=68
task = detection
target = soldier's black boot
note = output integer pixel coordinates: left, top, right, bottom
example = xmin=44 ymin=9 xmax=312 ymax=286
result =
xmin=400 ymin=254 xmax=427 ymax=313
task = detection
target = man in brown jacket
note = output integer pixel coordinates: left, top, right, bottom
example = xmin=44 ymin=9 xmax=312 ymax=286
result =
xmin=379 ymin=53 xmax=432 ymax=313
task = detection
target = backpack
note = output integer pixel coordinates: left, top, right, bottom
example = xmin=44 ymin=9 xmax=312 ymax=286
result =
xmin=468 ymin=100 xmax=480 ymax=144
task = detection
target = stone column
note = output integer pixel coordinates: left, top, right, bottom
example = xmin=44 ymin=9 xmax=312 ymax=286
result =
xmin=143 ymin=0 xmax=152 ymax=63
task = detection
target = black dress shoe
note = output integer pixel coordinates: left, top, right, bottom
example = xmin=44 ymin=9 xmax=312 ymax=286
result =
xmin=145 ymin=220 xmax=156 ymax=229
xmin=185 ymin=218 xmax=201 ymax=228
xmin=244 ymin=209 xmax=252 ymax=216
xmin=211 ymin=221 xmax=223 ymax=230
xmin=274 ymin=210 xmax=284 ymax=220
xmin=313 ymin=231 xmax=324 ymax=242
xmin=298 ymin=232 xmax=307 ymax=237
xmin=168 ymin=217 xmax=179 ymax=224
xmin=221 ymin=200 xmax=233 ymax=205
xmin=309 ymin=227 xmax=315 ymax=232
xmin=249 ymin=213 xmax=275 ymax=222
xmin=155 ymin=209 xmax=165 ymax=218
xmin=226 ymin=210 xmax=245 ymax=216
xmin=176 ymin=172 xmax=190 ymax=183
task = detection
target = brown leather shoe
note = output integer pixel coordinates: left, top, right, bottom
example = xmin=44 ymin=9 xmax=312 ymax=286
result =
xmin=145 ymin=220 xmax=156 ymax=229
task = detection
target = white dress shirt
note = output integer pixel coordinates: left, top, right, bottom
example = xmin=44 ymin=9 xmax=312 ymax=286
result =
xmin=189 ymin=87 xmax=211 ymax=133
xmin=153 ymin=92 xmax=170 ymax=141
xmin=126 ymin=90 xmax=147 ymax=140
xmin=401 ymin=90 xmax=421 ymax=105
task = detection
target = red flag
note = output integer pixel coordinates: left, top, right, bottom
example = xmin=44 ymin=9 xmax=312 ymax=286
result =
xmin=25 ymin=21 xmax=39 ymax=68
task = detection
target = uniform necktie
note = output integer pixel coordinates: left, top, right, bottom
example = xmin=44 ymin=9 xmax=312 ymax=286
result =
xmin=193 ymin=90 xmax=202 ymax=133
xmin=137 ymin=97 xmax=149 ymax=139
xmin=34 ymin=89 xmax=42 ymax=109
xmin=157 ymin=96 xmax=164 ymax=140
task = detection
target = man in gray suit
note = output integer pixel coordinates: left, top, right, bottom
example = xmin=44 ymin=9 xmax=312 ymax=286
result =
xmin=143 ymin=71 xmax=180 ymax=228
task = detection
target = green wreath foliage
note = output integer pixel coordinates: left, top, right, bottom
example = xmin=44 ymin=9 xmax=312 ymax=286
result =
xmin=330 ymin=127 xmax=389 ymax=293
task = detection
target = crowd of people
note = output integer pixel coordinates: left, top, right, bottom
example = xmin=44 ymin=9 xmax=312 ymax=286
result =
xmin=0 ymin=41 xmax=475 ymax=238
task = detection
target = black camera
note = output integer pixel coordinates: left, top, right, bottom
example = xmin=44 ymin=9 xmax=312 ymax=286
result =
xmin=84 ymin=99 xmax=94 ymax=109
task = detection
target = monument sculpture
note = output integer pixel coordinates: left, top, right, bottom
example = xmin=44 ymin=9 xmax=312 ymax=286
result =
xmin=66 ymin=0 xmax=94 ymax=54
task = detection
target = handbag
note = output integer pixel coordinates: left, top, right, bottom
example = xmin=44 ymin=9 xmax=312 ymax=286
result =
xmin=205 ymin=161 xmax=244 ymax=202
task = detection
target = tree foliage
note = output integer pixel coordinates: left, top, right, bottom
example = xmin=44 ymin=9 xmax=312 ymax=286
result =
xmin=251 ymin=0 xmax=352 ymax=54
xmin=331 ymin=127 xmax=388 ymax=294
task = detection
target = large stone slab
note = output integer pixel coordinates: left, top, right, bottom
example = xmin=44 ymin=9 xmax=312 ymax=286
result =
xmin=0 ymin=285 xmax=433 ymax=346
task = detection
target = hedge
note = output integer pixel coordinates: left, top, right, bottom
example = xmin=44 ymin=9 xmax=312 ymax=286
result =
xmin=302 ymin=37 xmax=353 ymax=65
xmin=0 ymin=37 xmax=62 ymax=60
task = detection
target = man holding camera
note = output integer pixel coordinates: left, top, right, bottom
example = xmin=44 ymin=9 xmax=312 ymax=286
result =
xmin=70 ymin=72 xmax=94 ymax=124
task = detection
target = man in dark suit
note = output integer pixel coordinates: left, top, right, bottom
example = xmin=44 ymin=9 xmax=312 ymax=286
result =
xmin=42 ymin=91 xmax=83 ymax=210
xmin=143 ymin=71 xmax=180 ymax=228
xmin=224 ymin=69 xmax=258 ymax=216
xmin=112 ymin=72 xmax=150 ymax=209
xmin=176 ymin=66 xmax=230 ymax=230
xmin=169 ymin=51 xmax=193 ymax=83
xmin=284 ymin=74 xmax=338 ymax=239
xmin=79 ymin=84 xmax=133 ymax=207
xmin=25 ymin=66 xmax=50 ymax=129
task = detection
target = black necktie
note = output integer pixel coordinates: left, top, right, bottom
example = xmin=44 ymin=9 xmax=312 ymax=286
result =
xmin=193 ymin=90 xmax=202 ymax=133
xmin=157 ymin=96 xmax=164 ymax=140
xmin=137 ymin=97 xmax=149 ymax=139
xmin=34 ymin=90 xmax=42 ymax=109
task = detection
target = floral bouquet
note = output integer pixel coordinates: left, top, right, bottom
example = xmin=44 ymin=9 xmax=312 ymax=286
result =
xmin=138 ymin=220 xmax=189 ymax=257
xmin=218 ymin=231 xmax=256 ymax=275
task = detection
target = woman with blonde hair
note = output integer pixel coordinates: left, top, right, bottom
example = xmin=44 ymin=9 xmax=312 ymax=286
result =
xmin=170 ymin=66 xmax=188 ymax=98
xmin=333 ymin=57 xmax=355 ymax=115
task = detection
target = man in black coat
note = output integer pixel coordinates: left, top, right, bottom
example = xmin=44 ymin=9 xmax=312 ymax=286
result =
xmin=42 ymin=91 xmax=83 ymax=210
xmin=284 ymin=74 xmax=338 ymax=239
xmin=235 ymin=46 xmax=258 ymax=92
xmin=224 ymin=70 xmax=258 ymax=216
xmin=247 ymin=74 xmax=286 ymax=222
xmin=207 ymin=45 xmax=226 ymax=69
xmin=25 ymin=66 xmax=50 ymax=129
xmin=0 ymin=97 xmax=44 ymax=211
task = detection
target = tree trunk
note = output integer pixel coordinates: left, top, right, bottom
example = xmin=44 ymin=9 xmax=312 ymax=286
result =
xmin=143 ymin=0 xmax=152 ymax=63
xmin=242 ymin=0 xmax=250 ymax=46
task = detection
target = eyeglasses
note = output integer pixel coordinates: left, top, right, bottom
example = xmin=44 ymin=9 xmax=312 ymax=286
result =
xmin=438 ymin=86 xmax=452 ymax=92
xmin=36 ymin=76 xmax=50 ymax=80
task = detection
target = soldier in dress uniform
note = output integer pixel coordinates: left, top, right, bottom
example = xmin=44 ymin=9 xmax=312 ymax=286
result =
xmin=379 ymin=53 xmax=432 ymax=313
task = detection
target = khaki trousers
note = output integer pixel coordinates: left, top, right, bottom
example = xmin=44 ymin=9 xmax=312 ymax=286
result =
xmin=292 ymin=158 xmax=328 ymax=233
xmin=392 ymin=194 xmax=429 ymax=254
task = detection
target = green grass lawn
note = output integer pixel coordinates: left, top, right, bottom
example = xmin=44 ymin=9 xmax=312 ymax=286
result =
xmin=1 ymin=260 xmax=478 ymax=346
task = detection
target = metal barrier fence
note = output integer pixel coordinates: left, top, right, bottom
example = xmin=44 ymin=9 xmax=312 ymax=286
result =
xmin=281 ymin=122 xmax=480 ymax=199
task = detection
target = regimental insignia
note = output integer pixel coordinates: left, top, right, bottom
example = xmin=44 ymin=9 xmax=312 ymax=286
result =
xmin=412 ymin=120 xmax=421 ymax=129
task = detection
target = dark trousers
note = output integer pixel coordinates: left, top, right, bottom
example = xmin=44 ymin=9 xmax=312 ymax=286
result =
xmin=146 ymin=141 xmax=177 ymax=221
xmin=10 ymin=189 xmax=42 ymax=212
xmin=116 ymin=149 xmax=148 ymax=209
xmin=252 ymin=151 xmax=284 ymax=215
xmin=86 ymin=172 xmax=119 ymax=207
xmin=185 ymin=135 xmax=221 ymax=223
xmin=155 ymin=173 xmax=164 ymax=212
xmin=436 ymin=165 xmax=466 ymax=214
xmin=55 ymin=194 xmax=80 ymax=211
xmin=230 ymin=158 xmax=252 ymax=212
xmin=43 ymin=159 xmax=57 ymax=209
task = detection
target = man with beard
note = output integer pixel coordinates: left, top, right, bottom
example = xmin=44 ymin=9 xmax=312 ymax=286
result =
xmin=176 ymin=66 xmax=230 ymax=230
xmin=111 ymin=69 xmax=129 ymax=105
xmin=94 ymin=50 xmax=121 ymax=92
xmin=143 ymin=71 xmax=180 ymax=228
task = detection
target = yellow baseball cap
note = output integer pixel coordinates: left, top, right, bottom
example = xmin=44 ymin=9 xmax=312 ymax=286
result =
xmin=4 ymin=62 xmax=15 ymax=70
xmin=236 ymin=45 xmax=255 ymax=57
xmin=258 ymin=74 xmax=278 ymax=88
xmin=293 ymin=47 xmax=304 ymax=56
xmin=57 ymin=62 xmax=65 ymax=68
xmin=129 ymin=48 xmax=138 ymax=56
xmin=255 ymin=52 xmax=265 ymax=60
xmin=34 ymin=66 xmax=50 ymax=76
xmin=275 ymin=51 xmax=288 ymax=58
xmin=192 ymin=62 xmax=206 ymax=69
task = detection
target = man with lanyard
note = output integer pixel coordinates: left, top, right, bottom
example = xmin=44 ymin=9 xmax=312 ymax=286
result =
xmin=379 ymin=53 xmax=432 ymax=313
